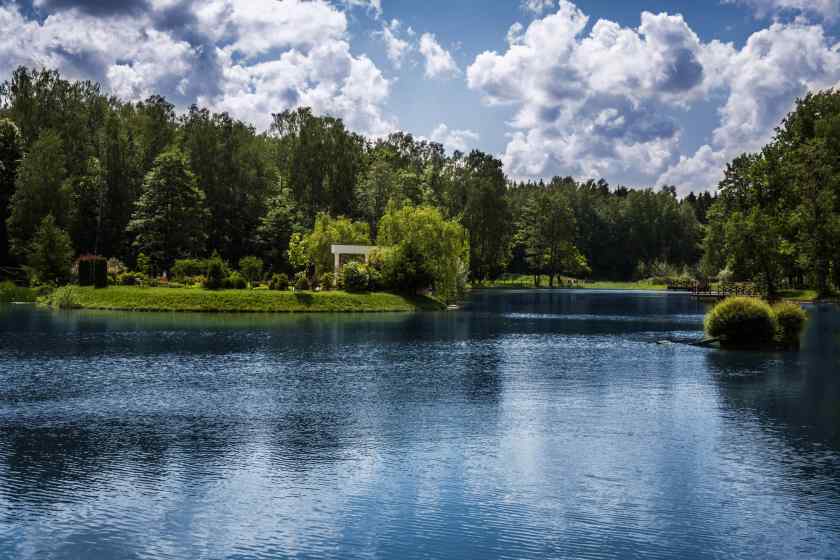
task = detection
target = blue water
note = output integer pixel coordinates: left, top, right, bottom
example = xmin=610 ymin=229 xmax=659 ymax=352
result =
xmin=1 ymin=290 xmax=839 ymax=559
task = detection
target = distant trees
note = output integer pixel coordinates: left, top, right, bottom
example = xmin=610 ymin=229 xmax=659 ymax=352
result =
xmin=0 ymin=118 xmax=21 ymax=266
xmin=127 ymin=150 xmax=207 ymax=273
xmin=704 ymin=90 xmax=840 ymax=297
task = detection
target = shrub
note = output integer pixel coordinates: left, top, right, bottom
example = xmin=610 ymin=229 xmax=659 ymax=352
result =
xmin=204 ymin=257 xmax=226 ymax=290
xmin=380 ymin=243 xmax=434 ymax=294
xmin=27 ymin=214 xmax=74 ymax=285
xmin=239 ymin=256 xmax=264 ymax=288
xmin=269 ymin=273 xmax=290 ymax=291
xmin=773 ymin=302 xmax=807 ymax=346
xmin=341 ymin=261 xmax=370 ymax=292
xmin=319 ymin=272 xmax=336 ymax=291
xmin=294 ymin=271 xmax=310 ymax=291
xmin=136 ymin=252 xmax=151 ymax=276
xmin=222 ymin=271 xmax=248 ymax=290
xmin=47 ymin=285 xmax=80 ymax=309
xmin=705 ymin=297 xmax=777 ymax=347
xmin=172 ymin=258 xmax=208 ymax=282
xmin=78 ymin=255 xmax=108 ymax=288
xmin=117 ymin=272 xmax=143 ymax=286
xmin=0 ymin=280 xmax=35 ymax=303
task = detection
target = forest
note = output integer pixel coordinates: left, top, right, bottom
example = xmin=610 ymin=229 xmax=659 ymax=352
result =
xmin=0 ymin=66 xmax=838 ymax=299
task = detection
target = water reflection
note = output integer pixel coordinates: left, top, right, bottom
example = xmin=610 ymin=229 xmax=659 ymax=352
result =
xmin=1 ymin=293 xmax=839 ymax=559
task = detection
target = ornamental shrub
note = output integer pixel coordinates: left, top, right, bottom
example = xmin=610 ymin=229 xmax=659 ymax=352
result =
xmin=341 ymin=261 xmax=369 ymax=292
xmin=204 ymin=256 xmax=226 ymax=290
xmin=172 ymin=258 xmax=208 ymax=282
xmin=239 ymin=256 xmax=264 ymax=288
xmin=269 ymin=273 xmax=290 ymax=291
xmin=319 ymin=272 xmax=336 ymax=291
xmin=705 ymin=297 xmax=777 ymax=347
xmin=773 ymin=302 xmax=807 ymax=346
xmin=223 ymin=271 xmax=247 ymax=290
xmin=294 ymin=271 xmax=310 ymax=291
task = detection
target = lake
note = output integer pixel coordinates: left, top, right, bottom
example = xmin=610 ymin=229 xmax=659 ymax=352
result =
xmin=1 ymin=290 xmax=839 ymax=559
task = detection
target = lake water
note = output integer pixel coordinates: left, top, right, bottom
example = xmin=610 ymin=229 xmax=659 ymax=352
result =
xmin=1 ymin=290 xmax=839 ymax=559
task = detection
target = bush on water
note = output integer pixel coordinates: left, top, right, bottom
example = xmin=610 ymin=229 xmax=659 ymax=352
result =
xmin=773 ymin=302 xmax=808 ymax=346
xmin=705 ymin=297 xmax=777 ymax=346
xmin=705 ymin=297 xmax=808 ymax=348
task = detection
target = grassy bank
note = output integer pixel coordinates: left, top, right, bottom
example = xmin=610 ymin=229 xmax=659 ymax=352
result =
xmin=0 ymin=281 xmax=37 ymax=303
xmin=478 ymin=274 xmax=667 ymax=291
xmin=42 ymin=286 xmax=445 ymax=313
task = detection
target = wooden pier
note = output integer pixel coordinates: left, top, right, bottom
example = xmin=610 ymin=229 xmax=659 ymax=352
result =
xmin=688 ymin=281 xmax=759 ymax=300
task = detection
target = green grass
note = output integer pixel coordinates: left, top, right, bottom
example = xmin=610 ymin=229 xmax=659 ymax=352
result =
xmin=41 ymin=286 xmax=445 ymax=313
xmin=0 ymin=281 xmax=37 ymax=303
xmin=478 ymin=274 xmax=666 ymax=291
xmin=778 ymin=289 xmax=820 ymax=302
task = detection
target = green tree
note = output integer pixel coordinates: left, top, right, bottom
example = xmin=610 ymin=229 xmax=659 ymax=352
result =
xmin=724 ymin=208 xmax=788 ymax=297
xmin=26 ymin=214 xmax=74 ymax=285
xmin=518 ymin=187 xmax=588 ymax=287
xmin=462 ymin=151 xmax=512 ymax=281
xmin=0 ymin=118 xmax=22 ymax=266
xmin=239 ymin=255 xmax=264 ymax=288
xmin=287 ymin=232 xmax=309 ymax=273
xmin=257 ymin=186 xmax=304 ymax=271
xmin=127 ymin=150 xmax=207 ymax=273
xmin=66 ymin=157 xmax=106 ymax=255
xmin=304 ymin=213 xmax=371 ymax=276
xmin=377 ymin=204 xmax=469 ymax=301
xmin=7 ymin=129 xmax=68 ymax=258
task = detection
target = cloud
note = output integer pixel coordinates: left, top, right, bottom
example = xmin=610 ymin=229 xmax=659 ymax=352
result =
xmin=467 ymin=2 xmax=708 ymax=183
xmin=723 ymin=0 xmax=840 ymax=21
xmin=521 ymin=0 xmax=555 ymax=15
xmin=468 ymin=0 xmax=840 ymax=193
xmin=0 ymin=0 xmax=397 ymax=137
xmin=419 ymin=32 xmax=459 ymax=78
xmin=659 ymin=21 xmax=840 ymax=193
xmin=376 ymin=19 xmax=412 ymax=69
xmin=429 ymin=123 xmax=479 ymax=153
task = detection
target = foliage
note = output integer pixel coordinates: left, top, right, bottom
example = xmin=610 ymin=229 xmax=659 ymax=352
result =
xmin=172 ymin=258 xmax=208 ymax=282
xmin=268 ymin=272 xmax=289 ymax=291
xmin=7 ymin=129 xmax=67 ymax=258
xmin=0 ymin=118 xmax=22 ymax=266
xmin=0 ymin=280 xmax=36 ymax=303
xmin=136 ymin=252 xmax=151 ymax=276
xmin=294 ymin=271 xmax=310 ymax=291
xmin=223 ymin=271 xmax=247 ymax=290
xmin=304 ymin=212 xmax=370 ymax=276
xmin=238 ymin=255 xmax=263 ymax=287
xmin=127 ymin=149 xmax=207 ymax=273
xmin=340 ymin=261 xmax=370 ymax=292
xmin=319 ymin=272 xmax=335 ymax=290
xmin=117 ymin=272 xmax=144 ymax=286
xmin=27 ymin=214 xmax=74 ymax=285
xmin=287 ymin=232 xmax=309 ymax=272
xmin=45 ymin=285 xmax=80 ymax=309
xmin=377 ymin=204 xmax=468 ymax=301
xmin=773 ymin=302 xmax=808 ymax=346
xmin=204 ymin=255 xmax=227 ymax=290
xmin=705 ymin=297 xmax=777 ymax=347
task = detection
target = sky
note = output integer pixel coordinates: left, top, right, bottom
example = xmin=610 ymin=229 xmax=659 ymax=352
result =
xmin=2 ymin=0 xmax=840 ymax=194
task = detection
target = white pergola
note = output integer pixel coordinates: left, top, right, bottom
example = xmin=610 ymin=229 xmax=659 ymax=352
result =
xmin=331 ymin=244 xmax=378 ymax=276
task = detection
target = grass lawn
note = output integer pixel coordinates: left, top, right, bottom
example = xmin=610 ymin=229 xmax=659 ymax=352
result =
xmin=778 ymin=289 xmax=820 ymax=302
xmin=43 ymin=286 xmax=445 ymax=313
xmin=0 ymin=282 xmax=37 ymax=303
xmin=477 ymin=274 xmax=667 ymax=291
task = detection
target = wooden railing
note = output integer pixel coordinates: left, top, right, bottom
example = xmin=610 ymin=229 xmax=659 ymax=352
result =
xmin=689 ymin=281 xmax=759 ymax=299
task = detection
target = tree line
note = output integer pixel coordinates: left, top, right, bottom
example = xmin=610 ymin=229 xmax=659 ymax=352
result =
xmin=0 ymin=66 xmax=758 ymax=295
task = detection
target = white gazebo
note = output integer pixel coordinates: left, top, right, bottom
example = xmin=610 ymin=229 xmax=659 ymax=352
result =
xmin=331 ymin=244 xmax=379 ymax=276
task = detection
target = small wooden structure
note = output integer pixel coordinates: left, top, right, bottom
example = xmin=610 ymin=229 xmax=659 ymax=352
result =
xmin=689 ymin=281 xmax=759 ymax=301
xmin=331 ymin=244 xmax=378 ymax=276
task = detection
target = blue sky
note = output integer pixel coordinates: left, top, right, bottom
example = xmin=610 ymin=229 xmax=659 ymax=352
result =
xmin=2 ymin=0 xmax=840 ymax=193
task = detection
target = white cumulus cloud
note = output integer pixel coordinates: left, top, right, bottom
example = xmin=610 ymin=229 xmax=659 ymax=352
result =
xmin=419 ymin=33 xmax=460 ymax=78
xmin=429 ymin=123 xmax=480 ymax=153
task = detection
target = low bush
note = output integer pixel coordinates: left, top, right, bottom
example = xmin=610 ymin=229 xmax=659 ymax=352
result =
xmin=269 ymin=273 xmax=290 ymax=291
xmin=0 ymin=280 xmax=36 ymax=303
xmin=117 ymin=272 xmax=145 ymax=286
xmin=222 ymin=271 xmax=248 ymax=290
xmin=319 ymin=272 xmax=335 ymax=291
xmin=239 ymin=256 xmax=264 ymax=288
xmin=204 ymin=257 xmax=227 ymax=290
xmin=341 ymin=261 xmax=370 ymax=293
xmin=773 ymin=302 xmax=807 ymax=346
xmin=294 ymin=272 xmax=310 ymax=291
xmin=705 ymin=296 xmax=777 ymax=347
xmin=172 ymin=258 xmax=208 ymax=282
xmin=46 ymin=285 xmax=80 ymax=309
